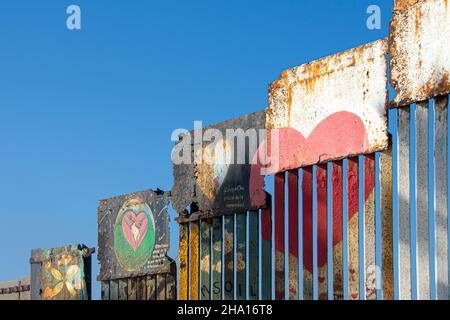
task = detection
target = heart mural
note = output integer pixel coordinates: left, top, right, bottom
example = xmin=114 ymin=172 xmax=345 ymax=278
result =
xmin=250 ymin=111 xmax=375 ymax=272
xmin=122 ymin=210 xmax=149 ymax=251
xmin=114 ymin=198 xmax=156 ymax=271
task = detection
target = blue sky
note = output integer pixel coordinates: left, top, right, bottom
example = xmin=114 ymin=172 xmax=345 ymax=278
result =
xmin=0 ymin=0 xmax=393 ymax=298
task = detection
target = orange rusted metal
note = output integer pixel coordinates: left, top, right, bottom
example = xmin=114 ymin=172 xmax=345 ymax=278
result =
xmin=390 ymin=0 xmax=450 ymax=107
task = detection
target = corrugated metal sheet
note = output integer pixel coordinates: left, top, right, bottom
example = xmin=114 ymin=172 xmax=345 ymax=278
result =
xmin=390 ymin=0 xmax=450 ymax=107
xmin=266 ymin=39 xmax=389 ymax=173
xmin=97 ymin=189 xmax=172 ymax=281
xmin=172 ymin=110 xmax=267 ymax=214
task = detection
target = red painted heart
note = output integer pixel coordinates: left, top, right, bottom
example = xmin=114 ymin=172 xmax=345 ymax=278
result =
xmin=122 ymin=210 xmax=148 ymax=251
xmin=250 ymin=111 xmax=375 ymax=272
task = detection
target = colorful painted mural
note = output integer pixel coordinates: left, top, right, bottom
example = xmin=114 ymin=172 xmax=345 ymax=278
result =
xmin=98 ymin=189 xmax=171 ymax=281
xmin=172 ymin=111 xmax=266 ymax=214
xmin=30 ymin=244 xmax=94 ymax=300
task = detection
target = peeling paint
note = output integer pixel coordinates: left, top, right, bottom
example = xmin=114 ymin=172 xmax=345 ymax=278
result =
xmin=390 ymin=0 xmax=450 ymax=107
xmin=266 ymin=39 xmax=389 ymax=172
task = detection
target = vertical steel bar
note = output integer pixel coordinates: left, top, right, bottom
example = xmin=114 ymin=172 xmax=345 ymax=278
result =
xmin=435 ymin=95 xmax=449 ymax=300
xmin=327 ymin=162 xmax=334 ymax=300
xmin=302 ymin=167 xmax=313 ymax=299
xmin=200 ymin=219 xmax=212 ymax=300
xmin=261 ymin=196 xmax=272 ymax=300
xmin=224 ymin=214 xmax=235 ymax=300
xmin=275 ymin=172 xmax=286 ymax=300
xmin=364 ymin=154 xmax=376 ymax=300
xmin=179 ymin=223 xmax=189 ymax=300
xmin=288 ymin=170 xmax=299 ymax=300
xmin=236 ymin=212 xmax=247 ymax=300
xmin=249 ymin=211 xmax=259 ymax=299
xmin=317 ymin=164 xmax=328 ymax=300
xmin=212 ymin=217 xmax=223 ymax=300
xmin=416 ymin=101 xmax=430 ymax=300
xmin=398 ymin=107 xmax=412 ymax=299
xmin=189 ymin=221 xmax=200 ymax=300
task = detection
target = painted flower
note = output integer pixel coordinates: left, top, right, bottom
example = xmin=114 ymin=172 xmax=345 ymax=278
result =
xmin=42 ymin=255 xmax=84 ymax=299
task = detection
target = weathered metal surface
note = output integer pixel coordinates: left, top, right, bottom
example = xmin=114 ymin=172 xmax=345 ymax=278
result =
xmin=302 ymin=168 xmax=313 ymax=300
xmin=110 ymin=280 xmax=119 ymax=300
xmin=127 ymin=278 xmax=137 ymax=300
xmin=223 ymin=215 xmax=234 ymax=300
xmin=137 ymin=276 xmax=146 ymax=299
xmin=332 ymin=161 xmax=344 ymax=300
xmin=118 ymin=279 xmax=128 ymax=300
xmin=416 ymin=101 xmax=430 ymax=300
xmin=200 ymin=220 xmax=211 ymax=300
xmin=266 ymin=39 xmax=388 ymax=173
xmin=101 ymin=282 xmax=109 ymax=300
xmin=398 ymin=108 xmax=412 ymax=299
xmin=172 ymin=111 xmax=267 ymax=214
xmin=364 ymin=155 xmax=377 ymax=300
xmin=249 ymin=211 xmax=259 ymax=300
xmin=30 ymin=244 xmax=94 ymax=300
xmin=236 ymin=213 xmax=247 ymax=300
xmin=261 ymin=195 xmax=272 ymax=300
xmin=381 ymin=149 xmax=394 ymax=300
xmin=189 ymin=221 xmax=200 ymax=300
xmin=288 ymin=170 xmax=299 ymax=300
xmin=156 ymin=274 xmax=166 ymax=300
xmin=390 ymin=0 xmax=450 ymax=107
xmin=212 ymin=217 xmax=222 ymax=300
xmin=97 ymin=189 xmax=171 ymax=281
xmin=434 ymin=95 xmax=449 ymax=300
xmin=166 ymin=263 xmax=177 ymax=300
xmin=178 ymin=223 xmax=189 ymax=300
xmin=316 ymin=165 xmax=328 ymax=300
xmin=146 ymin=275 xmax=156 ymax=300
xmin=274 ymin=172 xmax=285 ymax=300
xmin=347 ymin=158 xmax=360 ymax=301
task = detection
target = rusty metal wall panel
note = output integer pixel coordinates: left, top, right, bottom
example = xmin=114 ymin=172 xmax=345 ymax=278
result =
xmin=97 ymin=189 xmax=171 ymax=281
xmin=390 ymin=0 xmax=450 ymax=107
xmin=172 ymin=110 xmax=267 ymax=214
xmin=30 ymin=244 xmax=94 ymax=300
xmin=266 ymin=39 xmax=389 ymax=173
xmin=178 ymin=223 xmax=189 ymax=300
xmin=189 ymin=221 xmax=200 ymax=300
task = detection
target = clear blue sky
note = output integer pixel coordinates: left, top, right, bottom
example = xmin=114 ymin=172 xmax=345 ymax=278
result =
xmin=0 ymin=0 xmax=393 ymax=299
